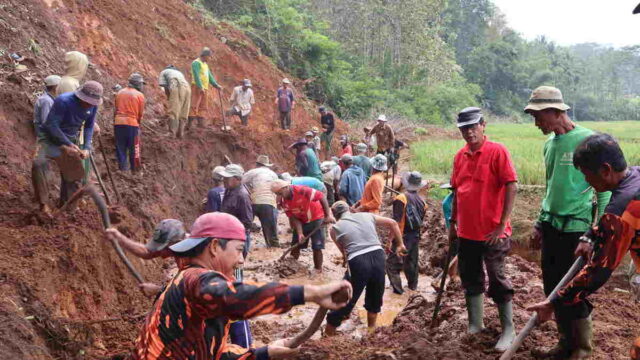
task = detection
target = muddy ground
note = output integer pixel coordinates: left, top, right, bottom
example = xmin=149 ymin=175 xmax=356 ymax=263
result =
xmin=240 ymin=189 xmax=639 ymax=360
xmin=0 ymin=0 xmax=638 ymax=358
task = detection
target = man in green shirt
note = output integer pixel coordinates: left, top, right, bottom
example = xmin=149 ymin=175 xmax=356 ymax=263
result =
xmin=188 ymin=47 xmax=222 ymax=129
xmin=525 ymin=86 xmax=611 ymax=359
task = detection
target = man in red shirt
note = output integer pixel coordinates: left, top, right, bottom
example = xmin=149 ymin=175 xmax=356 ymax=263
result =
xmin=271 ymin=180 xmax=336 ymax=273
xmin=449 ymin=107 xmax=518 ymax=352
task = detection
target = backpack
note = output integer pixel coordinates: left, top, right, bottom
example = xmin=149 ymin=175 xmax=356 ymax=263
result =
xmin=405 ymin=195 xmax=425 ymax=232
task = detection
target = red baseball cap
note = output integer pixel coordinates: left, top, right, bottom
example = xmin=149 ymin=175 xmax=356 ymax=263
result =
xmin=170 ymin=212 xmax=246 ymax=253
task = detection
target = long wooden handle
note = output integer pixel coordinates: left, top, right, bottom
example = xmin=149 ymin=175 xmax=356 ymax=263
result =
xmin=89 ymin=153 xmax=111 ymax=205
xmin=431 ymin=239 xmax=455 ymax=327
xmin=218 ymin=89 xmax=228 ymax=130
xmin=285 ymin=307 xmax=329 ymax=348
xmin=279 ymin=225 xmax=324 ymax=261
xmin=500 ymin=256 xmax=586 ymax=360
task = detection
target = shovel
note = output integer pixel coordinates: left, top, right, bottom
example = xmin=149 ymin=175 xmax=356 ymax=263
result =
xmin=499 ymin=256 xmax=586 ymax=360
xmin=217 ymin=88 xmax=231 ymax=132
xmin=279 ymin=224 xmax=324 ymax=261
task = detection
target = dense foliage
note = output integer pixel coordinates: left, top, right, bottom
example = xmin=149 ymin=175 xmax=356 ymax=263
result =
xmin=195 ymin=0 xmax=640 ymax=123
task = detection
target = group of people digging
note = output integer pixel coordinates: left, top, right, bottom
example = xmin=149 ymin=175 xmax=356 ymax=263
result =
xmin=30 ymin=44 xmax=640 ymax=359
xmin=445 ymin=86 xmax=640 ymax=358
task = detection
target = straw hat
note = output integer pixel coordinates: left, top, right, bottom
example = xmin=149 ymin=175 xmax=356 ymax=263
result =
xmin=524 ymin=86 xmax=570 ymax=113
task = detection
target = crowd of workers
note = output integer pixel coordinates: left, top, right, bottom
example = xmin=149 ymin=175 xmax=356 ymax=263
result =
xmin=28 ymin=42 xmax=640 ymax=360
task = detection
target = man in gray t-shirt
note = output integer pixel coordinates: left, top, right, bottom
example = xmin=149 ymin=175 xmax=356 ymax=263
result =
xmin=326 ymin=201 xmax=406 ymax=335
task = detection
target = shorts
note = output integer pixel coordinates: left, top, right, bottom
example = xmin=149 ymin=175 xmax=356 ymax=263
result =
xmin=291 ymin=219 xmax=325 ymax=250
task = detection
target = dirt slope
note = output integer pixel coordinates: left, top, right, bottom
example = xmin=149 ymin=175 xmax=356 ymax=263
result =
xmin=0 ymin=0 xmax=344 ymax=358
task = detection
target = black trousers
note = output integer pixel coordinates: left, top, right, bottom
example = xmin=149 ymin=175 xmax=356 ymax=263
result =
xmin=386 ymin=232 xmax=420 ymax=292
xmin=253 ymin=204 xmax=279 ymax=247
xmin=326 ymin=249 xmax=386 ymax=327
xmin=540 ymin=221 xmax=591 ymax=320
xmin=458 ymin=237 xmax=514 ymax=304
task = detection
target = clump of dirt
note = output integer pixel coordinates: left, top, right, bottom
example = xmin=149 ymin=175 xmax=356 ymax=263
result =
xmin=249 ymin=258 xmax=309 ymax=280
xmin=418 ymin=198 xmax=449 ymax=276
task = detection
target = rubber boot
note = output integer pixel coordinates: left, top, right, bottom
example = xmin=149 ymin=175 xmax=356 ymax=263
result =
xmin=465 ymin=294 xmax=484 ymax=334
xmin=569 ymin=316 xmax=593 ymax=360
xmin=532 ymin=314 xmax=573 ymax=359
xmin=495 ymin=301 xmax=516 ymax=352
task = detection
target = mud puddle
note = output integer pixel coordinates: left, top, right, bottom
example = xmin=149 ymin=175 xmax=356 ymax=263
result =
xmin=245 ymin=212 xmax=435 ymax=346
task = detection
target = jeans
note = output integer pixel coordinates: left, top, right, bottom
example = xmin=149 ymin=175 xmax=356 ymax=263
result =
xmin=114 ymin=125 xmax=138 ymax=171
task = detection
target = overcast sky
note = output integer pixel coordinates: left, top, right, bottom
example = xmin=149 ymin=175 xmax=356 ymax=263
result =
xmin=491 ymin=0 xmax=640 ymax=47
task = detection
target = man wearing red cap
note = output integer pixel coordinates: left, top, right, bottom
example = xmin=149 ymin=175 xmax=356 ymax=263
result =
xmin=130 ymin=212 xmax=351 ymax=360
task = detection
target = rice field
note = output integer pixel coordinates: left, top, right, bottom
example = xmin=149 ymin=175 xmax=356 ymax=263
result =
xmin=411 ymin=121 xmax=640 ymax=186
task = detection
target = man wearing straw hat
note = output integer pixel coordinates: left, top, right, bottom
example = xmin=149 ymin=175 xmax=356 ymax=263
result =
xmin=449 ymin=107 xmax=518 ymax=352
xmin=243 ymin=155 xmax=280 ymax=248
xmin=386 ymin=171 xmax=427 ymax=294
xmin=524 ymin=86 xmax=611 ymax=359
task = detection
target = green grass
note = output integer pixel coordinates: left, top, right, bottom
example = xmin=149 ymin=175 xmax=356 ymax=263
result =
xmin=411 ymin=121 xmax=640 ymax=186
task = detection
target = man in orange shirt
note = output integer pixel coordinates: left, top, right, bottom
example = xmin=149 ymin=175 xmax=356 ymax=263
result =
xmin=353 ymin=154 xmax=387 ymax=214
xmin=114 ymin=73 xmax=145 ymax=171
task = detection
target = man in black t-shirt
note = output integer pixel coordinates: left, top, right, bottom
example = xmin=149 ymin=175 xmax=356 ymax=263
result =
xmin=319 ymin=106 xmax=335 ymax=160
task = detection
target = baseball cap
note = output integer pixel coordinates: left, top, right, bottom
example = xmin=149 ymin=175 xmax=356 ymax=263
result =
xmin=75 ymin=81 xmax=103 ymax=106
xmin=146 ymin=219 xmax=186 ymax=252
xmin=169 ymin=212 xmax=246 ymax=253
xmin=341 ymin=153 xmax=353 ymax=163
xmin=242 ymin=79 xmax=252 ymax=87
xmin=456 ymin=107 xmax=483 ymax=128
xmin=331 ymin=200 xmax=350 ymax=218
xmin=44 ymin=75 xmax=61 ymax=87
xmin=219 ymin=164 xmax=244 ymax=178
xmin=212 ymin=166 xmax=226 ymax=180
xmin=305 ymin=131 xmax=314 ymax=137
xmin=356 ymin=143 xmax=368 ymax=152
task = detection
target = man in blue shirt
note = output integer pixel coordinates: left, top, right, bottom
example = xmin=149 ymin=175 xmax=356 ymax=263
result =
xmin=32 ymin=81 xmax=103 ymax=214
xmin=338 ymin=154 xmax=365 ymax=206
xmin=205 ymin=166 xmax=225 ymax=213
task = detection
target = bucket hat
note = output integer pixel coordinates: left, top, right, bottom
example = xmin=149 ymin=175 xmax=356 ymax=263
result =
xmin=256 ymin=155 xmax=273 ymax=167
xmin=75 ymin=81 xmax=103 ymax=106
xmin=402 ymin=171 xmax=428 ymax=191
xmin=524 ymin=86 xmax=570 ymax=113
xmin=377 ymin=114 xmax=387 ymax=122
xmin=371 ymin=154 xmax=388 ymax=171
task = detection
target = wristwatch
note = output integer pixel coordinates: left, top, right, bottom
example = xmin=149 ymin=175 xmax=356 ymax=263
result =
xmin=579 ymin=235 xmax=594 ymax=245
